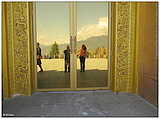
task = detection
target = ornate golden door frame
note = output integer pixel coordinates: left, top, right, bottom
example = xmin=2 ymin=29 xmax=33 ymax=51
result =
xmin=2 ymin=2 xmax=138 ymax=98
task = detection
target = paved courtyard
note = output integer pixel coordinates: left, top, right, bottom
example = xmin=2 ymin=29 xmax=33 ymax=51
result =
xmin=38 ymin=58 xmax=108 ymax=71
xmin=37 ymin=58 xmax=108 ymax=88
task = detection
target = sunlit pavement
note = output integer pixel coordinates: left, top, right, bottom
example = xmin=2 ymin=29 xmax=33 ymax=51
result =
xmin=37 ymin=58 xmax=108 ymax=71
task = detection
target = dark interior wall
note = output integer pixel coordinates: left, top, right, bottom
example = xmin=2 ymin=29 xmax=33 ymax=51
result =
xmin=137 ymin=2 xmax=158 ymax=106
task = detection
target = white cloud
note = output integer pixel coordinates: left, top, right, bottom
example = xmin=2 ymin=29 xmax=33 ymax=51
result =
xmin=37 ymin=32 xmax=69 ymax=46
xmin=37 ymin=16 xmax=108 ymax=45
xmin=77 ymin=17 xmax=108 ymax=41
xmin=98 ymin=17 xmax=108 ymax=27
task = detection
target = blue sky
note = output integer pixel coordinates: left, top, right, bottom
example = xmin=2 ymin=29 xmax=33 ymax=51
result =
xmin=77 ymin=2 xmax=108 ymax=28
xmin=36 ymin=2 xmax=108 ymax=45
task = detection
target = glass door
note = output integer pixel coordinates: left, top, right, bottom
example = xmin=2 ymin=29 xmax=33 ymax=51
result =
xmin=76 ymin=2 xmax=109 ymax=88
xmin=36 ymin=2 xmax=71 ymax=89
xmin=35 ymin=2 xmax=110 ymax=90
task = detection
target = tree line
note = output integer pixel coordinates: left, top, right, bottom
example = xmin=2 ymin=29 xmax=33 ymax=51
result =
xmin=43 ymin=42 xmax=108 ymax=59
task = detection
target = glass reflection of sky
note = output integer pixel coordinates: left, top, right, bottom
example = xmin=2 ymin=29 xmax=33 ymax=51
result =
xmin=36 ymin=2 xmax=108 ymax=46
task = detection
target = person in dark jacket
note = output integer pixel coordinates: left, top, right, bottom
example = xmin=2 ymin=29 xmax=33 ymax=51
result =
xmin=64 ymin=45 xmax=70 ymax=72
xmin=37 ymin=42 xmax=43 ymax=72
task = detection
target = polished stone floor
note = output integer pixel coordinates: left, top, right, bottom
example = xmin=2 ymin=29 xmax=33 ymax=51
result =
xmin=3 ymin=90 xmax=158 ymax=117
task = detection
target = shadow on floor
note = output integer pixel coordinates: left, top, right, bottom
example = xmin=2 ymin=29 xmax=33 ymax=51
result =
xmin=37 ymin=69 xmax=108 ymax=89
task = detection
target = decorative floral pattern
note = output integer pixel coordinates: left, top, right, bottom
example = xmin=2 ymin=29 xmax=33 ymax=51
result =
xmin=114 ymin=3 xmax=136 ymax=92
xmin=5 ymin=3 xmax=31 ymax=95
xmin=13 ymin=3 xmax=31 ymax=95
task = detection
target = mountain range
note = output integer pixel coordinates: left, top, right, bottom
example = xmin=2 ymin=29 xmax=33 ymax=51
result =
xmin=40 ymin=35 xmax=108 ymax=56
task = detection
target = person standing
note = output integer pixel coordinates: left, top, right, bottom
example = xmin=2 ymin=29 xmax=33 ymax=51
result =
xmin=79 ymin=44 xmax=87 ymax=72
xmin=64 ymin=45 xmax=70 ymax=72
xmin=37 ymin=42 xmax=43 ymax=72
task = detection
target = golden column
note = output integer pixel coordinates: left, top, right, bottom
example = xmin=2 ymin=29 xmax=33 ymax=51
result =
xmin=111 ymin=2 xmax=138 ymax=93
xmin=3 ymin=2 xmax=34 ymax=97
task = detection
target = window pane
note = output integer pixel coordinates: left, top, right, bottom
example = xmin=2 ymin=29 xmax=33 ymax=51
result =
xmin=36 ymin=2 xmax=70 ymax=89
xmin=77 ymin=2 xmax=109 ymax=88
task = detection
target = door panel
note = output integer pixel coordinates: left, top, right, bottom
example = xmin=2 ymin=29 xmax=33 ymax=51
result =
xmin=76 ymin=2 xmax=109 ymax=88
xmin=36 ymin=2 xmax=70 ymax=89
xmin=35 ymin=2 xmax=110 ymax=90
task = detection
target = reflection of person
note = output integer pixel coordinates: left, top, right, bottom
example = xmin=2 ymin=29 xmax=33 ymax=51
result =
xmin=64 ymin=45 xmax=70 ymax=72
xmin=79 ymin=44 xmax=87 ymax=72
xmin=37 ymin=42 xmax=43 ymax=72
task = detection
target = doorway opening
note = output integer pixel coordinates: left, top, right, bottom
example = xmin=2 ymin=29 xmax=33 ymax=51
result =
xmin=34 ymin=2 xmax=111 ymax=91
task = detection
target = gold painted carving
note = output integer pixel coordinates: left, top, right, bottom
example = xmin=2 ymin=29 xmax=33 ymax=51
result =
xmin=5 ymin=2 xmax=32 ymax=96
xmin=115 ymin=3 xmax=131 ymax=92
xmin=13 ymin=3 xmax=31 ymax=95
xmin=113 ymin=2 xmax=137 ymax=92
